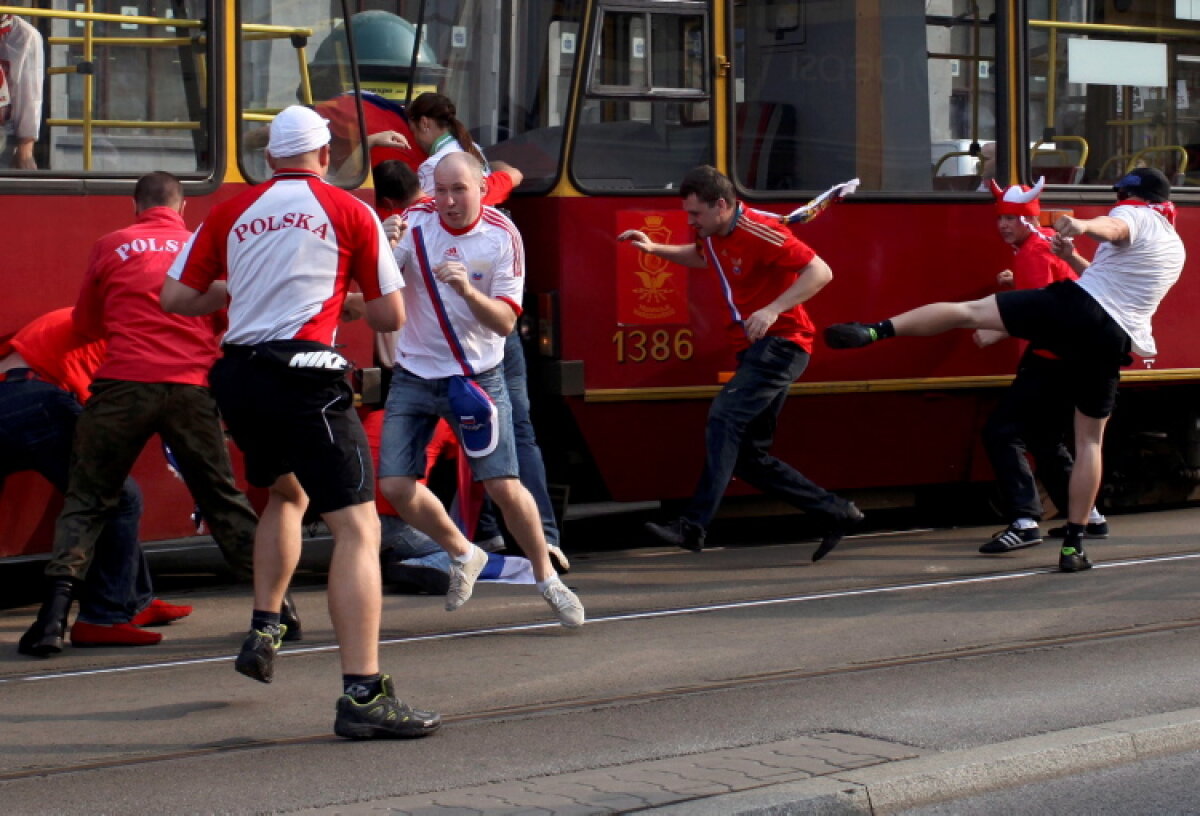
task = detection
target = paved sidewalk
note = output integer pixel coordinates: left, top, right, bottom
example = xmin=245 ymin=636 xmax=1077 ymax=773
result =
xmin=300 ymin=708 xmax=1200 ymax=815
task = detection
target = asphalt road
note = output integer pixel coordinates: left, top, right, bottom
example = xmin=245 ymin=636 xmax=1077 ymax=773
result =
xmin=1 ymin=507 xmax=1198 ymax=814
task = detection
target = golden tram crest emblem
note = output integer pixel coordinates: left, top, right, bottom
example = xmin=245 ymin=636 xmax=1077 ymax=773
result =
xmin=629 ymin=216 xmax=680 ymax=321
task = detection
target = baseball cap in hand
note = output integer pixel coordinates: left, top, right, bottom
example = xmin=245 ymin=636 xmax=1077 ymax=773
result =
xmin=448 ymin=376 xmax=498 ymax=457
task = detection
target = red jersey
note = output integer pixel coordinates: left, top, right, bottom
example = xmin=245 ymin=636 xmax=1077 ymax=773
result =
xmin=1011 ymin=227 xmax=1076 ymax=290
xmin=73 ymin=207 xmax=224 ymax=386
xmin=696 ymin=204 xmax=818 ymax=352
xmin=6 ymin=308 xmax=106 ymax=402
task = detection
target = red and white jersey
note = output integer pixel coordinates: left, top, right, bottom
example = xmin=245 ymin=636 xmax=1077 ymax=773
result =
xmin=392 ymin=202 xmax=524 ymax=379
xmin=169 ymin=169 xmax=402 ymax=345
xmin=695 ymin=204 xmax=818 ymax=352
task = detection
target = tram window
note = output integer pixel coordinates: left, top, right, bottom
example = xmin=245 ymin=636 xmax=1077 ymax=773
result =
xmin=238 ymin=1 xmax=364 ymax=185
xmin=7 ymin=1 xmax=213 ymax=175
xmin=1028 ymin=1 xmax=1200 ymax=188
xmin=732 ymin=0 xmax=997 ymax=193
xmin=573 ymin=3 xmax=711 ymax=192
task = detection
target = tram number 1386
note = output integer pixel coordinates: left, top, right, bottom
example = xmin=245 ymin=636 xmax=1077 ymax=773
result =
xmin=613 ymin=328 xmax=694 ymax=363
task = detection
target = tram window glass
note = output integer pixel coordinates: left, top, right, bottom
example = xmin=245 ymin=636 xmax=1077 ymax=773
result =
xmin=573 ymin=3 xmax=712 ymax=192
xmin=732 ymin=1 xmax=997 ymax=193
xmin=1028 ymin=1 xmax=1200 ymax=188
xmin=239 ymin=1 xmax=362 ymax=185
xmin=27 ymin=1 xmax=212 ymax=175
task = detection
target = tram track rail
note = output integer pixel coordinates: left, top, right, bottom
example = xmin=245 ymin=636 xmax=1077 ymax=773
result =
xmin=3 ymin=551 xmax=1200 ymax=784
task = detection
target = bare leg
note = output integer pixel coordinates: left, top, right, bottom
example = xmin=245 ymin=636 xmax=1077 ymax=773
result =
xmin=483 ymin=477 xmax=555 ymax=582
xmin=379 ymin=476 xmax=472 ymax=558
xmin=323 ymin=501 xmax=382 ymax=675
xmin=253 ymin=474 xmax=307 ymax=616
xmin=1068 ymin=410 xmax=1108 ymax=526
xmin=891 ymin=296 xmax=1006 ymax=336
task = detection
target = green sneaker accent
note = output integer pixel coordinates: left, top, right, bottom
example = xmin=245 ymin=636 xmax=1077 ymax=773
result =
xmin=868 ymin=327 xmax=879 ymax=341
xmin=1061 ymin=546 xmax=1079 ymax=556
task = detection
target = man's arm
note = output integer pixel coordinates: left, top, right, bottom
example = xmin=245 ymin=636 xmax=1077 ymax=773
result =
xmin=617 ymin=230 xmax=708 ymax=268
xmin=436 ymin=261 xmax=516 ymax=335
xmin=1055 ymin=214 xmax=1130 ymax=245
xmin=743 ymin=256 xmax=833 ymax=342
xmin=1051 ymin=234 xmax=1091 ymax=275
xmin=161 ymin=276 xmax=227 ymax=316
xmin=363 ymin=290 xmax=405 ymax=333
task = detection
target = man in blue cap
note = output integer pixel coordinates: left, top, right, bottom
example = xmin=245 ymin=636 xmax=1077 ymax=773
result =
xmin=825 ymin=168 xmax=1185 ymax=572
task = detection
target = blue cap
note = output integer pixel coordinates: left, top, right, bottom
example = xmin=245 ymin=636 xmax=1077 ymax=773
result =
xmin=447 ymin=375 xmax=498 ymax=458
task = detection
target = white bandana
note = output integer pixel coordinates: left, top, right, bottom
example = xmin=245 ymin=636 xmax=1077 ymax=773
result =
xmin=267 ymin=105 xmax=331 ymax=159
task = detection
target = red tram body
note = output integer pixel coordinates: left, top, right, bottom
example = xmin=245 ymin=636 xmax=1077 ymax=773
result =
xmin=3 ymin=0 xmax=1200 ymax=559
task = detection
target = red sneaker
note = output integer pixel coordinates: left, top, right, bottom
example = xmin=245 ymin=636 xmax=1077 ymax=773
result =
xmin=70 ymin=621 xmax=163 ymax=647
xmin=131 ymin=598 xmax=193 ymax=627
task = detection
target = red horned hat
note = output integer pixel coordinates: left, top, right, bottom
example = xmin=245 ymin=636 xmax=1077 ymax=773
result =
xmin=989 ymin=177 xmax=1045 ymax=217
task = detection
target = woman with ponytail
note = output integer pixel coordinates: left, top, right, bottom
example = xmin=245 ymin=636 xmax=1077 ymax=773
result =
xmin=408 ymin=92 xmax=492 ymax=194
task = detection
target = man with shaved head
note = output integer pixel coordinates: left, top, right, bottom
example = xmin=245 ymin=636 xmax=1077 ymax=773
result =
xmin=378 ymin=151 xmax=585 ymax=629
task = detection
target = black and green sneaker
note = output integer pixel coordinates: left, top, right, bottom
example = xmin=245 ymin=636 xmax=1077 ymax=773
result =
xmin=1058 ymin=545 xmax=1093 ymax=573
xmin=334 ymin=675 xmax=441 ymax=740
xmin=824 ymin=322 xmax=879 ymax=349
xmin=234 ymin=624 xmax=286 ymax=683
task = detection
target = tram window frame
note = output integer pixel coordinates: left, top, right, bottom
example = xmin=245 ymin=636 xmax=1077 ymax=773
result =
xmin=235 ymin=0 xmax=370 ymax=190
xmin=1026 ymin=2 xmax=1200 ymax=197
xmin=0 ymin=1 xmax=221 ymax=195
xmin=571 ymin=1 xmax=714 ymax=195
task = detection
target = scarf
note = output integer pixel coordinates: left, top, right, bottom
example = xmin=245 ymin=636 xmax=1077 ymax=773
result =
xmin=1120 ymin=198 xmax=1177 ymax=226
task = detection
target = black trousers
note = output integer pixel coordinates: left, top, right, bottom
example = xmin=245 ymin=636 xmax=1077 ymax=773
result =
xmin=982 ymin=349 xmax=1077 ymax=522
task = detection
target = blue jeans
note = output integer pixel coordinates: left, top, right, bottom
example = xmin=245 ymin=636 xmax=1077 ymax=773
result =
xmin=475 ymin=331 xmax=561 ymax=547
xmin=0 ymin=376 xmax=151 ymax=623
xmin=380 ymin=514 xmax=451 ymax=574
xmin=684 ymin=337 xmax=849 ymax=528
xmin=381 ymin=363 xmax=518 ymax=481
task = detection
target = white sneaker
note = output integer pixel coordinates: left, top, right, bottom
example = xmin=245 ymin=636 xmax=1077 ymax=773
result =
xmin=446 ymin=546 xmax=488 ymax=611
xmin=547 ymin=544 xmax=570 ymax=574
xmin=541 ymin=579 xmax=584 ymax=628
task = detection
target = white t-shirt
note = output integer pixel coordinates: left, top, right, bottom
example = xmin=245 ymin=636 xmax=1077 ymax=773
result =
xmin=1074 ymin=204 xmax=1185 ymax=358
xmin=0 ymin=16 xmax=44 ymax=141
xmin=392 ymin=201 xmax=524 ymax=379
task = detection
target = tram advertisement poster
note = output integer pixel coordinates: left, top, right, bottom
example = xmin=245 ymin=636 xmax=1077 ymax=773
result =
xmin=615 ymin=210 xmax=691 ymax=326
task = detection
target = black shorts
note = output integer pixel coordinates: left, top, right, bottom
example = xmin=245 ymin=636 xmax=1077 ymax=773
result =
xmin=995 ymin=280 xmax=1132 ymax=419
xmin=210 ymin=341 xmax=373 ymax=515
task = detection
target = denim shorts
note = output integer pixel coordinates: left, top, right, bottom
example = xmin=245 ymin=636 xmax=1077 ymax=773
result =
xmin=380 ymin=364 xmax=518 ymax=481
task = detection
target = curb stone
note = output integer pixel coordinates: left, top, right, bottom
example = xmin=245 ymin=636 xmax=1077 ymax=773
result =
xmin=641 ymin=707 xmax=1200 ymax=815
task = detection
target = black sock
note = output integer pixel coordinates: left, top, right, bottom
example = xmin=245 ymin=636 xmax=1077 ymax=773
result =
xmin=343 ymin=673 xmax=383 ymax=702
xmin=1062 ymin=522 xmax=1086 ymax=551
xmin=251 ymin=610 xmax=281 ymax=633
xmin=869 ymin=319 xmax=896 ymax=339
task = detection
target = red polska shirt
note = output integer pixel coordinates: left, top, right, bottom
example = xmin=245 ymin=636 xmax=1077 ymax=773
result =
xmin=73 ymin=207 xmax=224 ymax=387
xmin=6 ymin=308 xmax=106 ymax=402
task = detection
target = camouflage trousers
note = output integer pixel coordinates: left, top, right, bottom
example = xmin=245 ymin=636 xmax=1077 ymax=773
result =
xmin=49 ymin=379 xmax=257 ymax=581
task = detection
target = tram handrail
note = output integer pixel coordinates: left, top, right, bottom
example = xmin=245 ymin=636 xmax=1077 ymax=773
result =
xmin=0 ymin=5 xmax=314 ymax=169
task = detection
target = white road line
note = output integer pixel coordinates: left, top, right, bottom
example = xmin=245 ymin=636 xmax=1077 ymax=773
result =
xmin=8 ymin=551 xmax=1200 ymax=685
